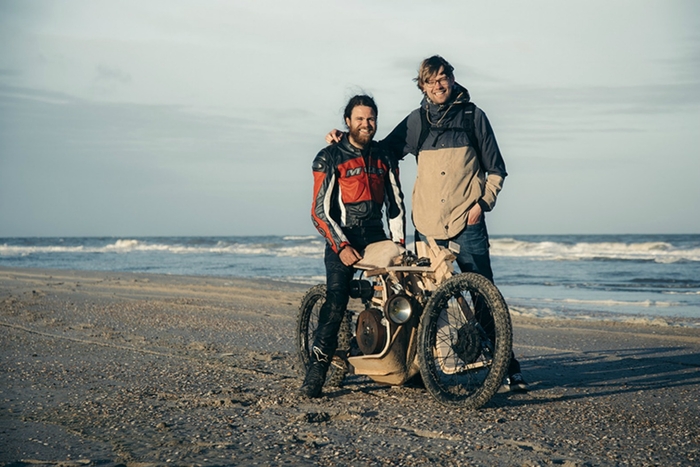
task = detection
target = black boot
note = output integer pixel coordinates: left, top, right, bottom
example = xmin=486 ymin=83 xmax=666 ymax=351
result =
xmin=299 ymin=346 xmax=330 ymax=398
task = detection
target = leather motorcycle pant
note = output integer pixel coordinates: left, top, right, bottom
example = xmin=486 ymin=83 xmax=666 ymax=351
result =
xmin=311 ymin=226 xmax=388 ymax=365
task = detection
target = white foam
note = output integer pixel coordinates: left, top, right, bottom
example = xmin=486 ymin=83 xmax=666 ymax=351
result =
xmin=508 ymin=306 xmax=559 ymax=319
xmin=0 ymin=244 xmax=87 ymax=255
xmin=4 ymin=237 xmax=697 ymax=263
xmin=274 ymin=275 xmax=326 ymax=285
xmin=490 ymin=238 xmax=700 ymax=263
xmin=508 ymin=305 xmax=700 ymax=327
xmin=538 ymin=297 xmax=682 ymax=308
xmin=103 ymin=239 xmax=150 ymax=252
xmin=0 ymin=239 xmax=325 ymax=258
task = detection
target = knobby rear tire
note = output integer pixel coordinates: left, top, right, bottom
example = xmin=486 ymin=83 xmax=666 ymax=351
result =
xmin=417 ymin=273 xmax=512 ymax=409
xmin=296 ymin=284 xmax=350 ymax=387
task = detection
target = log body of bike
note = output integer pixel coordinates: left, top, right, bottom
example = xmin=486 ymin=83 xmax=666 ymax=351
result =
xmin=297 ymin=239 xmax=512 ymax=409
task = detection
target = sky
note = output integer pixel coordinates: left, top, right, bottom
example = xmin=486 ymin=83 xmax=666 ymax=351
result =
xmin=1 ymin=0 xmax=699 ymax=237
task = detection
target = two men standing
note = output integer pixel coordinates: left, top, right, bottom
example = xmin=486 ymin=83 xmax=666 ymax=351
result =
xmin=302 ymin=55 xmax=527 ymax=398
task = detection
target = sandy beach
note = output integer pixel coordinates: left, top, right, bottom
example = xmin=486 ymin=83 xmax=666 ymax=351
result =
xmin=1 ymin=266 xmax=698 ymax=466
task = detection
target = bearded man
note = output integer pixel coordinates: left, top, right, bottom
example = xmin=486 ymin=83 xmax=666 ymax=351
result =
xmin=301 ymin=94 xmax=406 ymax=398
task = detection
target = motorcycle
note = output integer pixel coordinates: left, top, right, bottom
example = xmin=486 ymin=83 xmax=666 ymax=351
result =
xmin=297 ymin=239 xmax=512 ymax=409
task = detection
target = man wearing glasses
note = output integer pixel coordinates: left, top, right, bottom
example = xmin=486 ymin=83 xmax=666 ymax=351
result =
xmin=327 ymin=55 xmax=527 ymax=392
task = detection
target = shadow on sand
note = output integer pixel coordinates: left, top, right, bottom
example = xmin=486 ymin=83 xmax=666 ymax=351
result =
xmin=320 ymin=346 xmax=700 ymax=408
xmin=497 ymin=346 xmax=700 ymax=407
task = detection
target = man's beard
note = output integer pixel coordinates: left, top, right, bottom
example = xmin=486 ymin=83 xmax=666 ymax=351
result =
xmin=349 ymin=126 xmax=374 ymax=147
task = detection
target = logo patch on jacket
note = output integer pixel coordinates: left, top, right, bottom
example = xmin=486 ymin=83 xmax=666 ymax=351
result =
xmin=345 ymin=166 xmax=385 ymax=178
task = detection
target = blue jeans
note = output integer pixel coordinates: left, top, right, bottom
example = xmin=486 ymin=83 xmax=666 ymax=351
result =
xmin=416 ymin=219 xmax=493 ymax=282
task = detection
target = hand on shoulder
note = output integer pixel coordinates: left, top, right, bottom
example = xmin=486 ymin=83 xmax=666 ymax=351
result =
xmin=326 ymin=129 xmax=344 ymax=145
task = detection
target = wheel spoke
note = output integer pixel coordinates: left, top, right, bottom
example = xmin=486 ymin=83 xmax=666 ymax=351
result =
xmin=418 ymin=273 xmax=512 ymax=408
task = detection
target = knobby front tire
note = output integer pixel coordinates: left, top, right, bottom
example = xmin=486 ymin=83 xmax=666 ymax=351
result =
xmin=296 ymin=284 xmax=350 ymax=387
xmin=417 ymin=273 xmax=512 ymax=409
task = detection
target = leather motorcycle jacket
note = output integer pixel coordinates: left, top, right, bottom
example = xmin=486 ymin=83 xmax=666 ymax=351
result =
xmin=311 ymin=137 xmax=405 ymax=253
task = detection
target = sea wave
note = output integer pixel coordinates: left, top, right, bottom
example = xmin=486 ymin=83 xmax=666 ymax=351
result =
xmin=508 ymin=306 xmax=699 ymax=327
xmin=3 ymin=237 xmax=699 ymax=263
xmin=544 ymin=297 xmax=682 ymax=308
xmin=509 ymin=305 xmax=700 ymax=327
xmin=282 ymin=235 xmax=318 ymax=241
xmin=0 ymin=239 xmax=325 ymax=258
xmin=490 ymin=238 xmax=700 ymax=263
xmin=0 ymin=244 xmax=88 ymax=255
xmin=274 ymin=275 xmax=326 ymax=285
xmin=511 ymin=296 xmax=683 ymax=308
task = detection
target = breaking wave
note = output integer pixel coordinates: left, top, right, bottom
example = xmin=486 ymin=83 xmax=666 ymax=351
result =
xmin=0 ymin=238 xmax=326 ymax=258
xmin=2 ymin=236 xmax=699 ymax=263
xmin=490 ymin=238 xmax=700 ymax=263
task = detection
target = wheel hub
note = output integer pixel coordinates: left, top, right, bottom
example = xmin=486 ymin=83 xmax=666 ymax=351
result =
xmin=455 ymin=322 xmax=482 ymax=363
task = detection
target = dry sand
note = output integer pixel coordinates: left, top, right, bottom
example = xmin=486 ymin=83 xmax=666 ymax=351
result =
xmin=1 ymin=266 xmax=699 ymax=466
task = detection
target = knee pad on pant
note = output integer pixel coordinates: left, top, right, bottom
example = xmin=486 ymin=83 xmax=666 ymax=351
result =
xmin=320 ymin=290 xmax=348 ymax=323
xmin=313 ymin=292 xmax=348 ymax=356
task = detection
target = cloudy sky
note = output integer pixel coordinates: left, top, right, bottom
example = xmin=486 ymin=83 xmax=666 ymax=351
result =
xmin=1 ymin=0 xmax=698 ymax=237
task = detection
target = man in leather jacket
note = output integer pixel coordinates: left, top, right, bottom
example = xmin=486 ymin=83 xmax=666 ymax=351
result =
xmin=301 ymin=95 xmax=406 ymax=398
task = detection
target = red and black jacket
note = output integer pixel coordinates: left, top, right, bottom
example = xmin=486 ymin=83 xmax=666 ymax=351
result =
xmin=311 ymin=137 xmax=406 ymax=254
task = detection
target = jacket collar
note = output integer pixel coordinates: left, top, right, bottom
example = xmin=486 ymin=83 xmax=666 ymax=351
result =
xmin=422 ymin=82 xmax=471 ymax=111
xmin=340 ymin=135 xmax=374 ymax=155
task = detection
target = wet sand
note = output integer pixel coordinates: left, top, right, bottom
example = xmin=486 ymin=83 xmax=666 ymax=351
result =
xmin=1 ymin=267 xmax=699 ymax=466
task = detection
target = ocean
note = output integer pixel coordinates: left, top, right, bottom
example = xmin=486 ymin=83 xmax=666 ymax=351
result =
xmin=1 ymin=234 xmax=699 ymax=326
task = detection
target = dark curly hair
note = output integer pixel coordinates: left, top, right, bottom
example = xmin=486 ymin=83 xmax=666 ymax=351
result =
xmin=343 ymin=95 xmax=378 ymax=126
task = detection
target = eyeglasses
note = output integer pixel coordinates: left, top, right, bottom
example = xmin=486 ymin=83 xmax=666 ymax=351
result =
xmin=424 ymin=76 xmax=451 ymax=88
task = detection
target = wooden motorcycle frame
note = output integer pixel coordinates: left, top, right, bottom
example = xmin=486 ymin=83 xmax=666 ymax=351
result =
xmin=298 ymin=239 xmax=513 ymax=409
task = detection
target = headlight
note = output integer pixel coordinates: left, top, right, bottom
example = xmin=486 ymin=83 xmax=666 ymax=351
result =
xmin=386 ymin=294 xmax=413 ymax=324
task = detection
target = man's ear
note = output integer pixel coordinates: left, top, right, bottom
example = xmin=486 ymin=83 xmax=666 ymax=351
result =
xmin=345 ymin=117 xmax=351 ymax=128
